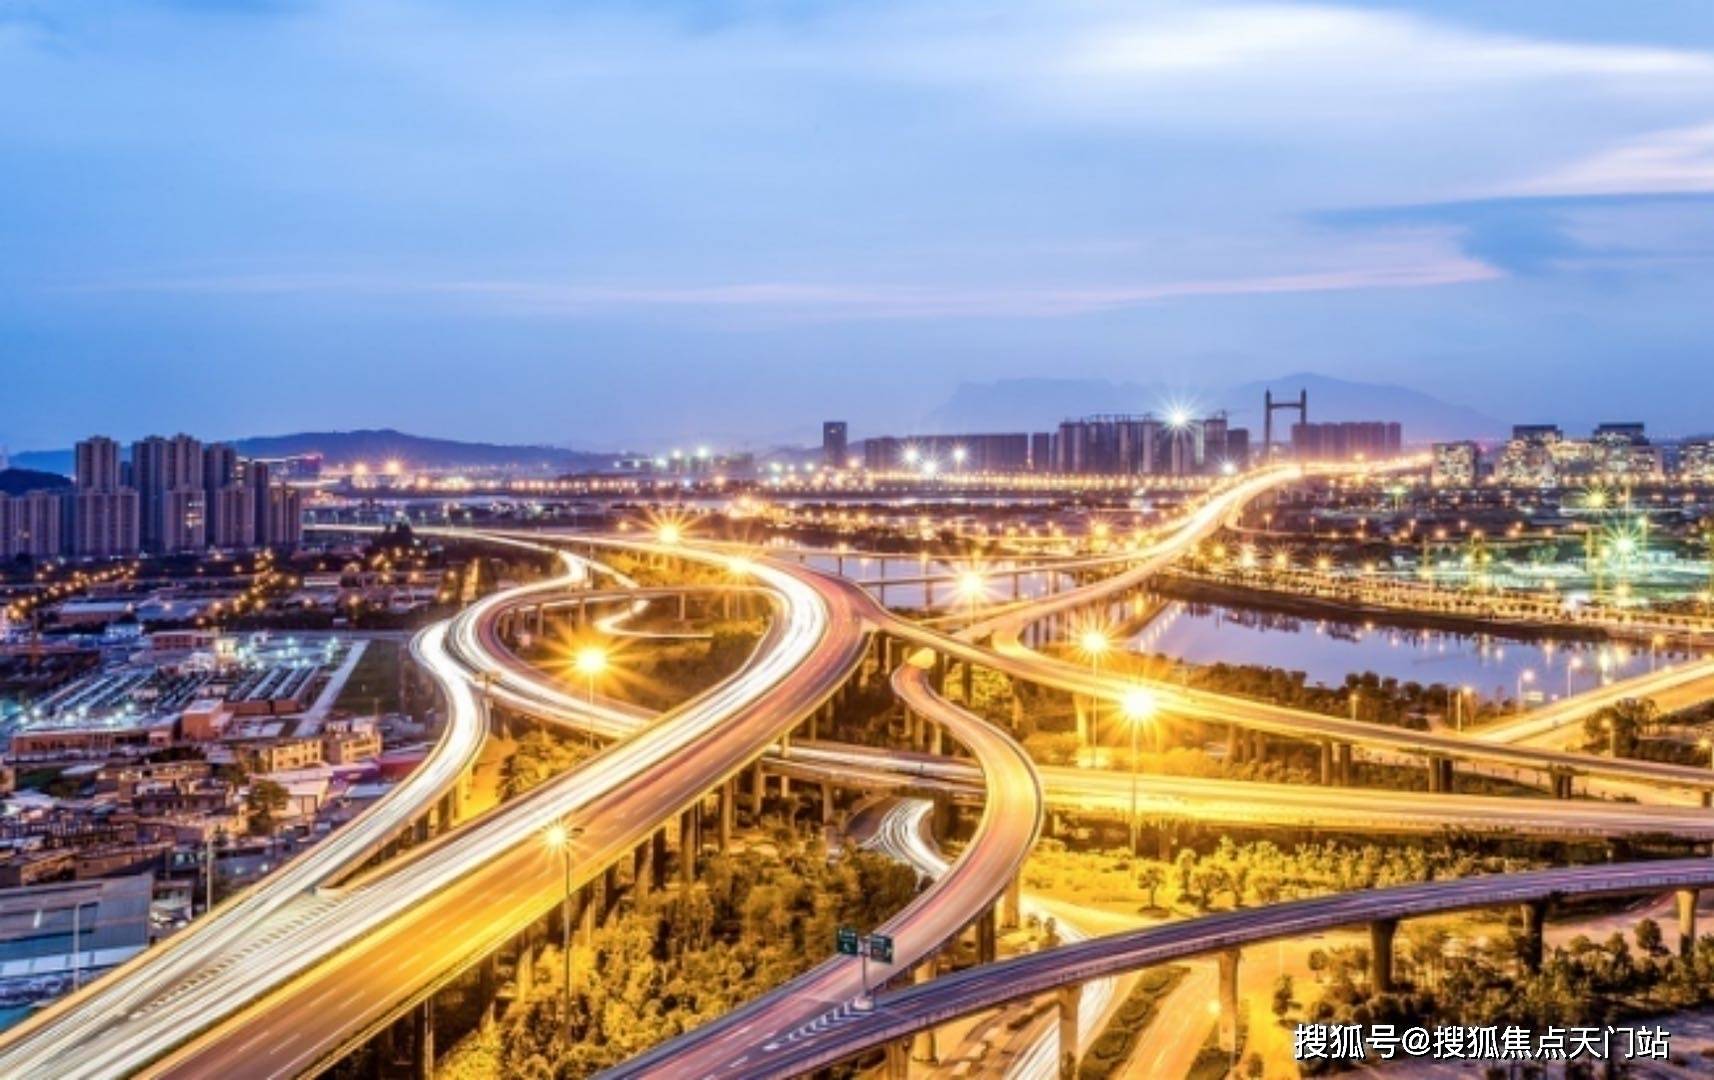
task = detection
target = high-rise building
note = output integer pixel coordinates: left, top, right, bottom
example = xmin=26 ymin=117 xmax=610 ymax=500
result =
xmin=1681 ymin=440 xmax=1714 ymax=483
xmin=69 ymin=435 xmax=140 ymax=558
xmin=1593 ymin=422 xmax=1647 ymax=446
xmin=245 ymin=460 xmax=302 ymax=549
xmin=133 ymin=434 xmax=206 ymax=553
xmin=1053 ymin=416 xmax=1162 ymax=474
xmin=1029 ymin=432 xmax=1052 ymax=472
xmin=203 ymin=444 xmax=255 ymax=549
xmin=1 ymin=491 xmax=64 ymax=560
xmin=1050 ymin=414 xmax=1239 ymax=475
xmin=75 ymin=436 xmax=122 ymax=492
xmin=822 ymin=422 xmax=848 ymax=468
xmin=1431 ymin=442 xmax=1480 ymax=487
xmin=1223 ymin=428 xmax=1251 ymax=472
xmin=203 ymin=443 xmax=240 ymax=490
xmin=70 ymin=488 xmax=139 ymax=557
xmin=1289 ymin=421 xmax=1402 ymax=461
xmin=263 ymin=484 xmax=303 ymax=549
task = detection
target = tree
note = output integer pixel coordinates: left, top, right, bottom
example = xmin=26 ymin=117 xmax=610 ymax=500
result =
xmin=1272 ymin=973 xmax=1298 ymax=1021
xmin=1138 ymin=865 xmax=1165 ymax=909
xmin=246 ymin=779 xmax=290 ymax=835
xmin=1635 ymin=918 xmax=1668 ymax=961
xmin=1172 ymin=849 xmax=1198 ymax=902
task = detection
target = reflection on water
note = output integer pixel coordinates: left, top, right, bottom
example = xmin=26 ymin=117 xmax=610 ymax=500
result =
xmin=1133 ymin=600 xmax=1685 ymax=702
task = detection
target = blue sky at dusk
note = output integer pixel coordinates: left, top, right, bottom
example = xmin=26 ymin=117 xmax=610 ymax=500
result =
xmin=2 ymin=1 xmax=1712 ymax=450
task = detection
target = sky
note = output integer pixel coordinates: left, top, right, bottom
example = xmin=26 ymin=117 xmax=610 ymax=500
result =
xmin=2 ymin=0 xmax=1712 ymax=451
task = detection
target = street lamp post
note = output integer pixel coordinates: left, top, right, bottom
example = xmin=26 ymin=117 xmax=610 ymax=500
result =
xmin=1566 ymin=657 xmax=1582 ymax=699
xmin=574 ymin=645 xmax=608 ymax=705
xmin=544 ymin=820 xmax=583 ymax=1036
xmin=1077 ymin=629 xmax=1112 ymax=768
xmin=1516 ymin=669 xmax=1535 ymax=714
xmin=957 ymin=570 xmax=986 ymax=624
xmin=1122 ymin=689 xmax=1157 ymax=853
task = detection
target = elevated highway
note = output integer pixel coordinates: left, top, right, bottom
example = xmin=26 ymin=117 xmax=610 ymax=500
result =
xmin=729 ymin=858 xmax=1714 ymax=1078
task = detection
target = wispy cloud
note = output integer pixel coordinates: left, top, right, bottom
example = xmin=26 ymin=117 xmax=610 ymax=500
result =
xmin=1498 ymin=123 xmax=1714 ymax=198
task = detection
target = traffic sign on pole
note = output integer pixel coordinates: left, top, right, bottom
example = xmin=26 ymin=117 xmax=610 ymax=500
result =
xmin=868 ymin=933 xmax=894 ymax=964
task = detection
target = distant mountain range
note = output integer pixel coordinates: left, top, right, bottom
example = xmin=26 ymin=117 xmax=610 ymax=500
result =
xmin=917 ymin=372 xmax=1505 ymax=443
xmin=10 ymin=428 xmax=623 ymax=478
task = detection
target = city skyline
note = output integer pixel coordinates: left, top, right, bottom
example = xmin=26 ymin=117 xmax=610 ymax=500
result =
xmin=5 ymin=1 xmax=1714 ymax=449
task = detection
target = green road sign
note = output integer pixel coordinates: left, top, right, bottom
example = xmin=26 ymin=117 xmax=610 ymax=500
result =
xmin=836 ymin=926 xmax=860 ymax=956
xmin=868 ymin=933 xmax=894 ymax=964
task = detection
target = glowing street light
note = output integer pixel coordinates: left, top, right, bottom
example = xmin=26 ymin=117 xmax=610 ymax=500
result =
xmin=956 ymin=570 xmax=986 ymax=620
xmin=1516 ymin=668 xmax=1535 ymax=714
xmin=543 ymin=819 xmax=584 ymax=1035
xmin=574 ymin=645 xmax=608 ymax=704
xmin=1076 ymin=629 xmax=1113 ymax=767
xmin=1121 ymin=688 xmax=1158 ymax=852
xmin=657 ymin=522 xmax=683 ymax=545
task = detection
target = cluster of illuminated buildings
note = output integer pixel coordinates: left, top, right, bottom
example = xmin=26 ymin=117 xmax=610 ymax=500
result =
xmin=827 ymin=410 xmax=1402 ymax=478
xmin=1431 ymin=423 xmax=1714 ymax=488
xmin=0 ymin=435 xmax=306 ymax=561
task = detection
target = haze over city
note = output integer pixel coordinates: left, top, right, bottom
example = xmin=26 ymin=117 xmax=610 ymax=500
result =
xmin=5 ymin=1 xmax=1714 ymax=449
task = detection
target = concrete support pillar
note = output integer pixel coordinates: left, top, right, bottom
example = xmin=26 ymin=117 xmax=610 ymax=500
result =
xmin=1551 ymin=770 xmax=1574 ymax=799
xmin=750 ymin=762 xmax=766 ymax=820
xmin=807 ymin=708 xmax=818 ymax=741
xmin=679 ymin=809 xmax=698 ymax=886
xmin=577 ymin=879 xmax=600 ymax=946
xmin=1427 ymin=756 xmax=1443 ymax=793
xmin=1520 ymin=899 xmax=1547 ymax=973
xmin=1011 ymin=694 xmax=1024 ymax=731
xmin=652 ymin=829 xmax=669 ymax=890
xmin=1249 ymin=731 xmax=1265 ymax=765
xmin=821 ymin=780 xmax=836 ymax=827
xmin=478 ymin=952 xmax=498 ymax=1030
xmin=911 ymin=961 xmax=939 ymax=1064
xmin=1002 ymin=874 xmax=1022 ymax=930
xmin=961 ymin=660 xmax=973 ymax=703
xmin=976 ymin=907 xmax=997 ymax=965
xmin=1370 ymin=918 xmax=1397 ymax=993
xmin=1217 ymin=948 xmax=1241 ymax=1054
xmin=634 ymin=839 xmax=653 ymax=899
xmin=1055 ymin=983 xmax=1082 ymax=1079
xmin=719 ymin=779 xmax=735 ymax=851
xmin=1337 ymin=743 xmax=1353 ymax=785
xmin=1319 ymin=740 xmax=1334 ymax=786
xmin=885 ymin=1040 xmax=912 ymax=1080
xmin=932 ymin=796 xmax=956 ymax=840
xmin=1227 ymin=725 xmax=1242 ymax=764
xmin=515 ymin=929 xmax=535 ymax=1001
xmin=412 ymin=998 xmax=435 ymax=1080
xmin=930 ymin=722 xmax=944 ymax=757
xmin=1679 ymin=888 xmax=1699 ymax=958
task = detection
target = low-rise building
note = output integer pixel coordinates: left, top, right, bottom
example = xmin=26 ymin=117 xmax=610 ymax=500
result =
xmin=1430 ymin=441 xmax=1480 ymax=487
xmin=233 ymin=738 xmax=323 ymax=774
